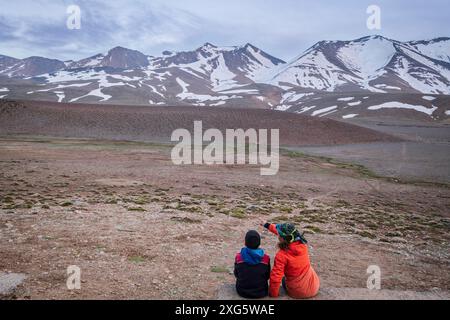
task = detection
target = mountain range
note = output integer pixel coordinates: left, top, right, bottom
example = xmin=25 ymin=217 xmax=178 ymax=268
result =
xmin=0 ymin=35 xmax=449 ymax=121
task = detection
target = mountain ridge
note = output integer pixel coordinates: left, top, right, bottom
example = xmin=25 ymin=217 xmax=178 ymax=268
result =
xmin=0 ymin=35 xmax=449 ymax=120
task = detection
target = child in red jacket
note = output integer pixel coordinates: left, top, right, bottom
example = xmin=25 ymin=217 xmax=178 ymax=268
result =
xmin=263 ymin=222 xmax=320 ymax=298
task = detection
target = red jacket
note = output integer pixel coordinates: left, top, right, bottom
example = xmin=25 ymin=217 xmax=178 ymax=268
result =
xmin=267 ymin=223 xmax=320 ymax=298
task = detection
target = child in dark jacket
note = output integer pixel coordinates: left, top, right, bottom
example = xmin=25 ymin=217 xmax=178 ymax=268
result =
xmin=234 ymin=230 xmax=270 ymax=298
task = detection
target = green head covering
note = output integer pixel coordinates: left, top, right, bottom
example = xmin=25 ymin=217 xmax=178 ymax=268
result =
xmin=276 ymin=223 xmax=307 ymax=244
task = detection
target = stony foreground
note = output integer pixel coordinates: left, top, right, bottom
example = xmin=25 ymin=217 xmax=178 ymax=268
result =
xmin=0 ymin=137 xmax=449 ymax=299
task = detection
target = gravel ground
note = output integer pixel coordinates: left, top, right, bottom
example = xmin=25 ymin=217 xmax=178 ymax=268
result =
xmin=1 ymin=138 xmax=449 ymax=299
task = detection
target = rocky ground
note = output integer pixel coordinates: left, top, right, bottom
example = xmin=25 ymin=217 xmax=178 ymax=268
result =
xmin=0 ymin=137 xmax=449 ymax=299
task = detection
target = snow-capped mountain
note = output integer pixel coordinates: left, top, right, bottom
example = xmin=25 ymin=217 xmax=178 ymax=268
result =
xmin=0 ymin=55 xmax=20 ymax=72
xmin=0 ymin=55 xmax=66 ymax=77
xmin=0 ymin=36 xmax=449 ymax=120
xmin=268 ymin=35 xmax=450 ymax=94
xmin=149 ymin=42 xmax=285 ymax=91
xmin=407 ymin=37 xmax=450 ymax=63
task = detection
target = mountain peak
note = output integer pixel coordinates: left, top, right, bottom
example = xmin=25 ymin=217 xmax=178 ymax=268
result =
xmin=104 ymin=46 xmax=149 ymax=69
xmin=0 ymin=55 xmax=65 ymax=77
xmin=367 ymin=34 xmax=385 ymax=39
xmin=355 ymin=35 xmax=393 ymax=42
xmin=107 ymin=46 xmax=142 ymax=54
xmin=243 ymin=43 xmax=259 ymax=51
xmin=198 ymin=42 xmax=217 ymax=50
xmin=110 ymin=45 xmax=126 ymax=50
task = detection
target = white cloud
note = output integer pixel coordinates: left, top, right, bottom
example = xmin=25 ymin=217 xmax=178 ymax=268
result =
xmin=0 ymin=0 xmax=449 ymax=61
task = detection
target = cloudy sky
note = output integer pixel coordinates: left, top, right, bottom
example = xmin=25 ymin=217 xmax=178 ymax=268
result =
xmin=1 ymin=0 xmax=449 ymax=61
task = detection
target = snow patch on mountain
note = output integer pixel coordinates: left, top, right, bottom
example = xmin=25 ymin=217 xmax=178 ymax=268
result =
xmin=281 ymin=92 xmax=314 ymax=103
xmin=54 ymin=91 xmax=65 ymax=102
xmin=210 ymin=54 xmax=239 ymax=90
xmin=337 ymin=36 xmax=395 ymax=79
xmin=175 ymin=77 xmax=240 ymax=103
xmin=219 ymin=88 xmax=259 ymax=94
xmin=337 ymin=97 xmax=354 ymax=101
xmin=297 ymin=105 xmax=317 ymax=114
xmin=368 ymin=102 xmax=437 ymax=115
xmin=27 ymin=82 xmax=91 ymax=95
xmin=274 ymin=104 xmax=291 ymax=111
xmin=71 ymin=88 xmax=112 ymax=102
xmin=312 ymin=106 xmax=337 ymax=116
xmin=342 ymin=114 xmax=358 ymax=119
xmin=374 ymin=84 xmax=401 ymax=90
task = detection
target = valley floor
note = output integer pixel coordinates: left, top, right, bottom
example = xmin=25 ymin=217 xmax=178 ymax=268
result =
xmin=0 ymin=137 xmax=449 ymax=299
xmin=292 ymin=119 xmax=450 ymax=184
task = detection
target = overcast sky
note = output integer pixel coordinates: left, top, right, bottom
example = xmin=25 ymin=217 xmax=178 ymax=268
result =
xmin=1 ymin=0 xmax=449 ymax=62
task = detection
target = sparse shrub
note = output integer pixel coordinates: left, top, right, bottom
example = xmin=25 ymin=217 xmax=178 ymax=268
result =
xmin=272 ymin=215 xmax=290 ymax=223
xmin=279 ymin=206 xmax=293 ymax=213
xmin=2 ymin=196 xmax=14 ymax=203
xmin=336 ymin=199 xmax=350 ymax=207
xmin=210 ymin=266 xmax=229 ymax=273
xmin=170 ymin=216 xmax=201 ymax=224
xmin=128 ymin=206 xmax=146 ymax=212
xmin=128 ymin=256 xmax=146 ymax=263
xmin=133 ymin=197 xmax=149 ymax=205
xmin=356 ymin=230 xmax=376 ymax=239
xmin=230 ymin=208 xmax=245 ymax=219
xmin=305 ymin=225 xmax=322 ymax=233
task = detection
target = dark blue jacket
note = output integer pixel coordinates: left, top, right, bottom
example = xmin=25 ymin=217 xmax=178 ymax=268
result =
xmin=234 ymin=247 xmax=270 ymax=298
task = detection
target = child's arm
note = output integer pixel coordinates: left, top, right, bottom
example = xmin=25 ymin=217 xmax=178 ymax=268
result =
xmin=266 ymin=259 xmax=271 ymax=281
xmin=234 ymin=253 xmax=241 ymax=278
xmin=263 ymin=223 xmax=279 ymax=236
xmin=269 ymin=253 xmax=286 ymax=297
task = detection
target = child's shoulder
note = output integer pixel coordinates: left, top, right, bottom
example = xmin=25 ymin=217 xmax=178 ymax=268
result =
xmin=235 ymin=252 xmax=244 ymax=264
xmin=234 ymin=251 xmax=270 ymax=265
xmin=261 ymin=253 xmax=270 ymax=265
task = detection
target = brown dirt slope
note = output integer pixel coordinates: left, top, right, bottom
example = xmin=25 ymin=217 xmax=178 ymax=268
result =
xmin=0 ymin=99 xmax=399 ymax=146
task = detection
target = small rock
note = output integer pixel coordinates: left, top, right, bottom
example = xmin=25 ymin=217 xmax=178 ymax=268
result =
xmin=0 ymin=273 xmax=27 ymax=298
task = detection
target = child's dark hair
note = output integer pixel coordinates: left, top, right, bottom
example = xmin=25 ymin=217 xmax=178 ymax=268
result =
xmin=245 ymin=230 xmax=261 ymax=249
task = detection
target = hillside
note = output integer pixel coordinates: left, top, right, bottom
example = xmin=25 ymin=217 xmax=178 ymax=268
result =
xmin=0 ymin=100 xmax=399 ymax=146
